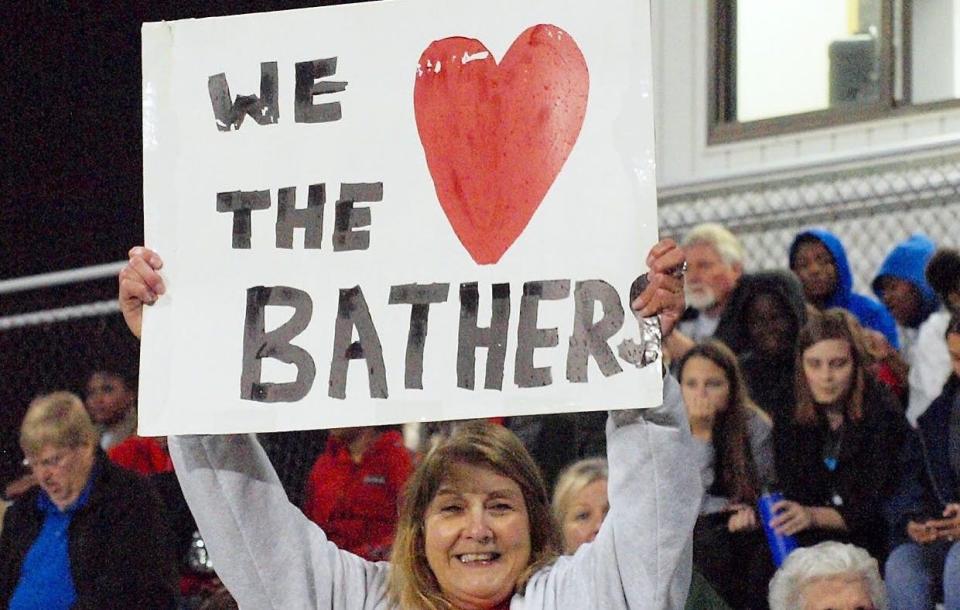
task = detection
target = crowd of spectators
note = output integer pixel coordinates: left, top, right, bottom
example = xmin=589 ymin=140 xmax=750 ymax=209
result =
xmin=1 ymin=230 xmax=958 ymax=609
xmin=662 ymin=228 xmax=960 ymax=609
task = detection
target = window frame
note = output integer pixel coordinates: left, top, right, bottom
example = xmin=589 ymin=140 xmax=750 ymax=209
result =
xmin=708 ymin=0 xmax=960 ymax=144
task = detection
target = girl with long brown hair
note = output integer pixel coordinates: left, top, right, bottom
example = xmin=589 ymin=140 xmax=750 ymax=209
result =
xmin=678 ymin=340 xmax=775 ymax=608
xmin=773 ymin=308 xmax=909 ymax=563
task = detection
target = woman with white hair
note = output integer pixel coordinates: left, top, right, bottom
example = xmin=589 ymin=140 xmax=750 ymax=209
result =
xmin=768 ymin=541 xmax=886 ymax=610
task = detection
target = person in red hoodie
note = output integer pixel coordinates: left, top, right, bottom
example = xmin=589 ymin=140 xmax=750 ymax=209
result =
xmin=302 ymin=426 xmax=413 ymax=561
xmin=108 ymin=435 xmax=173 ymax=476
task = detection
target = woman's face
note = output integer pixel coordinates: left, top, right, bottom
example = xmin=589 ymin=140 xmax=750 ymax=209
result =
xmin=25 ymin=443 xmax=96 ymax=510
xmin=424 ymin=462 xmax=531 ymax=610
xmin=85 ymin=372 xmax=133 ymax=426
xmin=680 ymin=356 xmax=731 ymax=415
xmin=802 ymin=339 xmax=855 ymax=406
xmin=561 ymin=479 xmax=609 ymax=554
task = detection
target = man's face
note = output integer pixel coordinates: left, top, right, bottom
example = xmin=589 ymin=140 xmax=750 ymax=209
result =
xmin=792 ymin=240 xmax=838 ymax=305
xmin=683 ymin=242 xmax=742 ymax=313
xmin=877 ymin=277 xmax=922 ymax=327
xmin=85 ymin=372 xmax=133 ymax=426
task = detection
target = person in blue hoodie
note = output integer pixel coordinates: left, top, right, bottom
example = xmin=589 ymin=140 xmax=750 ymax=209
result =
xmin=884 ymin=314 xmax=960 ymax=610
xmin=873 ymin=234 xmax=952 ymax=425
xmin=789 ymin=228 xmax=899 ymax=349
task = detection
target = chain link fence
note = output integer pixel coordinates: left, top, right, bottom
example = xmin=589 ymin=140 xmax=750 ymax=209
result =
xmin=659 ymin=148 xmax=960 ymax=293
xmin=3 ymin=147 xmax=960 ymax=499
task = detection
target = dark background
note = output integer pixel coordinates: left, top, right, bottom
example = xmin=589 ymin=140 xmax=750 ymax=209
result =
xmin=3 ymin=1 xmax=372 ymax=284
xmin=1 ymin=1 xmax=370 ymax=487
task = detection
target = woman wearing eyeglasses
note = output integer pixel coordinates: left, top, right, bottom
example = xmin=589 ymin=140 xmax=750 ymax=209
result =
xmin=0 ymin=392 xmax=178 ymax=610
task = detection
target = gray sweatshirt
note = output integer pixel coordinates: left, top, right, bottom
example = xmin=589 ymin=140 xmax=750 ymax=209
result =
xmin=168 ymin=376 xmax=700 ymax=609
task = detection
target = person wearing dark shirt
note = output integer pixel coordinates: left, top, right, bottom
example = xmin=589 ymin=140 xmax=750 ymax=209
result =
xmin=773 ymin=310 xmax=909 ymax=563
xmin=885 ymin=314 xmax=960 ymax=609
xmin=0 ymin=391 xmax=177 ymax=609
xmin=714 ymin=270 xmax=808 ymax=427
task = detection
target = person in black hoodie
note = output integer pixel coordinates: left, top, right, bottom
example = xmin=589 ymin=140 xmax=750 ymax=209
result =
xmin=714 ymin=270 xmax=808 ymax=427
xmin=884 ymin=314 xmax=960 ymax=610
xmin=0 ymin=391 xmax=178 ymax=610
xmin=773 ymin=309 xmax=909 ymax=564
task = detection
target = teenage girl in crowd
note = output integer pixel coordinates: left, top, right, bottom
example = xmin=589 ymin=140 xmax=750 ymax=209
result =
xmin=773 ymin=309 xmax=910 ymax=563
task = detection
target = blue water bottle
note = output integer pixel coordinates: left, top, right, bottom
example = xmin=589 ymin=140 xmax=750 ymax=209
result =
xmin=757 ymin=489 xmax=798 ymax=567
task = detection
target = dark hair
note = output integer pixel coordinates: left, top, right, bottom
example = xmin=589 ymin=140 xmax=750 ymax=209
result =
xmin=788 ymin=233 xmax=833 ymax=271
xmin=794 ymin=309 xmax=867 ymax=426
xmin=927 ymin=248 xmax=960 ymax=303
xmin=678 ymin=340 xmax=768 ymax=504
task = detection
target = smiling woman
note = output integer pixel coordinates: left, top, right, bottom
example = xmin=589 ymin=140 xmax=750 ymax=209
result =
xmin=167 ymin=372 xmax=699 ymax=610
xmin=124 ymin=239 xmax=702 ymax=610
xmin=391 ymin=426 xmax=554 ymax=609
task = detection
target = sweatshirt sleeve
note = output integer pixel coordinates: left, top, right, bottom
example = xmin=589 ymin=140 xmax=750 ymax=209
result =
xmin=168 ymin=434 xmax=391 ymax=610
xmin=521 ymin=375 xmax=701 ymax=609
xmin=906 ymin=312 xmax=953 ymax=426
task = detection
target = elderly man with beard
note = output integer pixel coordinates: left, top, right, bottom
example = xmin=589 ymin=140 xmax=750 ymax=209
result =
xmin=665 ymin=223 xmax=745 ymax=363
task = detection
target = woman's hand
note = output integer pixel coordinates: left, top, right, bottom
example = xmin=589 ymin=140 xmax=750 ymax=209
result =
xmin=118 ymin=246 xmax=166 ymax=339
xmin=770 ymin=500 xmax=814 ymax=536
xmin=726 ymin=503 xmax=758 ymax=533
xmin=631 ymin=239 xmax=686 ymax=336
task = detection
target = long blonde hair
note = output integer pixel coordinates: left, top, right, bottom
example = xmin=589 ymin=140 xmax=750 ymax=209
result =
xmin=388 ymin=420 xmax=561 ymax=609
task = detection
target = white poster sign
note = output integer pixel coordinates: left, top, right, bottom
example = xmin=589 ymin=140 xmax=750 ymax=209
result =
xmin=140 ymin=0 xmax=662 ymax=435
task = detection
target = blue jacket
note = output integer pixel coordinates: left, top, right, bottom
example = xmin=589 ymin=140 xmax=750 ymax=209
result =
xmin=885 ymin=375 xmax=960 ymax=548
xmin=789 ymin=229 xmax=899 ymax=347
xmin=872 ymin=234 xmax=940 ymax=328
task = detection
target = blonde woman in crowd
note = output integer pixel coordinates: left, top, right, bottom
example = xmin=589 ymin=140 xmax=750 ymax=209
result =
xmin=552 ymin=457 xmax=730 ymax=610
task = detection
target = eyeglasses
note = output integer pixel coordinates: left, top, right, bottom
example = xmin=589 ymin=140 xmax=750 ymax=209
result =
xmin=22 ymin=447 xmax=76 ymax=471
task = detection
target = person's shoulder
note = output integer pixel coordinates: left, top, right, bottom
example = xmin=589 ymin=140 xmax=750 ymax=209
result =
xmin=96 ymin=455 xmax=159 ymax=497
xmin=745 ymin=406 xmax=773 ymax=435
xmin=918 ymin=375 xmax=960 ymax=426
xmin=847 ymin=292 xmax=890 ymax=318
xmin=862 ymin=377 xmax=910 ymax=430
xmin=918 ymin=309 xmax=950 ymax=338
xmin=3 ymin=487 xmax=41 ymax=523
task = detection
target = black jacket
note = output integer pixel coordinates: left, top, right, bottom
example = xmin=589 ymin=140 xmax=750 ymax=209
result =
xmin=714 ymin=271 xmax=808 ymax=426
xmin=0 ymin=451 xmax=178 ymax=609
xmin=775 ymin=376 xmax=910 ymax=561
xmin=885 ymin=375 xmax=960 ymax=548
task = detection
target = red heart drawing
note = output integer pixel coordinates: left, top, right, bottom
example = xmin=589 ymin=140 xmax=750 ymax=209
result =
xmin=414 ymin=25 xmax=589 ymax=265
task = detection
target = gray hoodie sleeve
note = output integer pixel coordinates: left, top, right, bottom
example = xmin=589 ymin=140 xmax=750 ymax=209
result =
xmin=168 ymin=376 xmax=699 ymax=610
xmin=168 ymin=434 xmax=392 ymax=610
xmin=520 ymin=375 xmax=702 ymax=609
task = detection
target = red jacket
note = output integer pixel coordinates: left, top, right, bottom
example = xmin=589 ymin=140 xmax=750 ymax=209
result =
xmin=108 ymin=436 xmax=173 ymax=476
xmin=302 ymin=430 xmax=412 ymax=560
